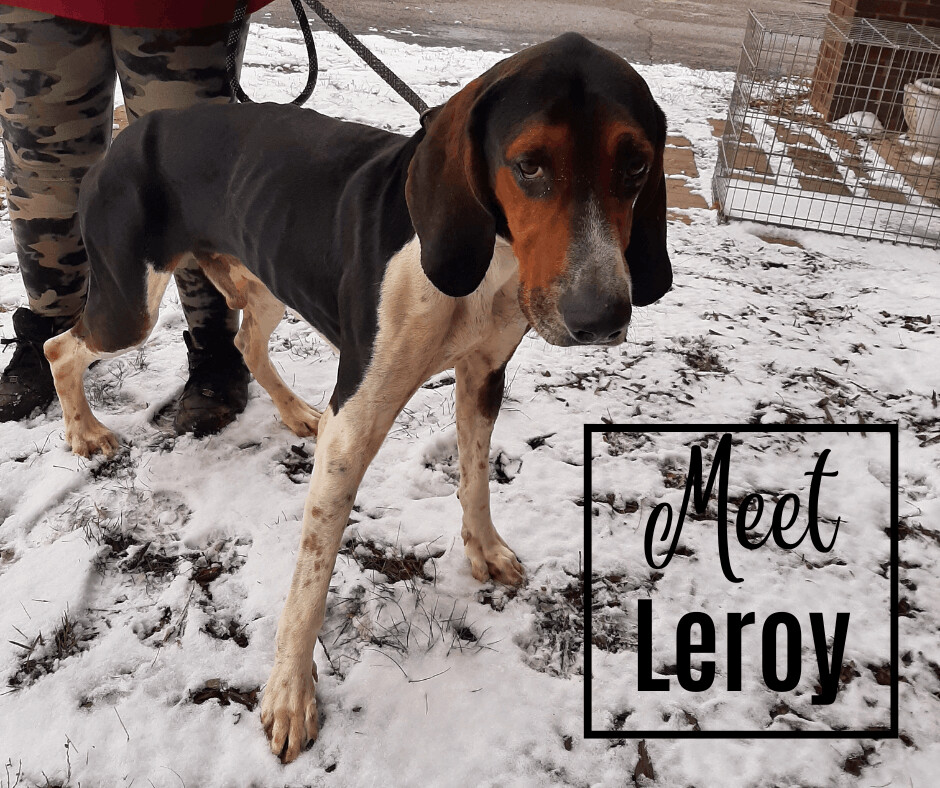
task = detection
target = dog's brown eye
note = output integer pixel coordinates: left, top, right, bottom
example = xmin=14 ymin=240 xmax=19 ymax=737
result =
xmin=517 ymin=161 xmax=544 ymax=179
xmin=625 ymin=162 xmax=648 ymax=179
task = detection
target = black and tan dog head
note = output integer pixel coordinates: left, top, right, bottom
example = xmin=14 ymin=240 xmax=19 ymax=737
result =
xmin=407 ymin=32 xmax=672 ymax=346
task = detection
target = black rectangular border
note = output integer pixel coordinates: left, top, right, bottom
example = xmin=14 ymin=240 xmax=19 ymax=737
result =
xmin=583 ymin=423 xmax=899 ymax=739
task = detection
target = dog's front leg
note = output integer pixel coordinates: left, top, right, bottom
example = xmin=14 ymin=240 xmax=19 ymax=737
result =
xmin=455 ymin=328 xmax=527 ymax=586
xmin=260 ymin=387 xmax=411 ymax=762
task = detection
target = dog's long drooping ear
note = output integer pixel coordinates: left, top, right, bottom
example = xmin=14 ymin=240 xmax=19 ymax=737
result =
xmin=626 ymin=104 xmax=672 ymax=307
xmin=406 ymin=80 xmax=497 ymax=298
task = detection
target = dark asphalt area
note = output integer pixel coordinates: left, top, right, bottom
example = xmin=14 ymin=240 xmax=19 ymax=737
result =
xmin=256 ymin=0 xmax=828 ymax=71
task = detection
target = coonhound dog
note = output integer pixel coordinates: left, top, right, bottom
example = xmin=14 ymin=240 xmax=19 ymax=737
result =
xmin=45 ymin=33 xmax=672 ymax=761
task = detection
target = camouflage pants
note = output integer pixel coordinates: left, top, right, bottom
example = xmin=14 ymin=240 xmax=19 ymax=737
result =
xmin=0 ymin=5 xmax=244 ymax=343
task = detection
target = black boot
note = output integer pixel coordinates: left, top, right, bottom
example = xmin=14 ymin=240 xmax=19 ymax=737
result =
xmin=174 ymin=330 xmax=250 ymax=437
xmin=0 ymin=308 xmax=59 ymax=422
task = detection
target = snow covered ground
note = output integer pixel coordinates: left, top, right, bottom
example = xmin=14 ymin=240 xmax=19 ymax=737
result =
xmin=1 ymin=23 xmax=938 ymax=788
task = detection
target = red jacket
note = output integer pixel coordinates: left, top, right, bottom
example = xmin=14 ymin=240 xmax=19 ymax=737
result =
xmin=9 ymin=1 xmax=277 ymax=29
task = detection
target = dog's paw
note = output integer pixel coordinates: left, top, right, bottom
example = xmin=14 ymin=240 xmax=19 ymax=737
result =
xmin=66 ymin=419 xmax=120 ymax=458
xmin=279 ymin=400 xmax=321 ymax=438
xmin=261 ymin=659 xmax=318 ymax=763
xmin=464 ymin=533 xmax=525 ymax=586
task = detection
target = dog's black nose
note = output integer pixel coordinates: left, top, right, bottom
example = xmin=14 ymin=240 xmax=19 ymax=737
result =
xmin=560 ymin=293 xmax=632 ymax=344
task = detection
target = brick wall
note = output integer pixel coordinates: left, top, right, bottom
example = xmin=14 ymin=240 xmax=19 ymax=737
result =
xmin=810 ymin=0 xmax=940 ymax=129
xmin=830 ymin=0 xmax=940 ymax=27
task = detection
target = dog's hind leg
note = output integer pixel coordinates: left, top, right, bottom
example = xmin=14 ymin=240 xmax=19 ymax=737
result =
xmin=45 ymin=330 xmax=119 ymax=458
xmin=46 ymin=267 xmax=173 ymax=457
xmin=237 ymin=283 xmax=321 ymax=437
xmin=198 ymin=256 xmax=321 ymax=437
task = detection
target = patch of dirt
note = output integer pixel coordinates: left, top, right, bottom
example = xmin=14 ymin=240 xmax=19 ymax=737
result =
xmin=661 ymin=463 xmax=688 ymax=490
xmin=203 ymin=617 xmax=250 ymax=648
xmin=680 ymin=710 xmax=701 ymax=731
xmin=867 ymin=663 xmax=894 ymax=686
xmin=756 ymin=232 xmax=805 ymax=248
xmin=892 ymin=516 xmax=940 ymax=546
xmin=518 ymin=571 xmax=647 ymax=678
xmin=8 ymin=611 xmax=98 ymax=689
xmin=842 ymin=745 xmax=876 ymax=777
xmin=78 ymin=504 xmax=250 ymax=652
xmin=476 ymin=585 xmax=520 ymax=612
xmin=134 ymin=606 xmax=173 ymax=643
xmin=574 ymin=492 xmax=640 ymax=516
xmin=189 ymin=540 xmax=249 ymax=599
xmin=908 ymin=417 xmax=940 ymax=448
xmin=535 ymin=369 xmax=609 ymax=394
xmin=138 ymin=534 xmax=243 ymax=582
xmin=491 ymin=451 xmax=522 ymax=484
xmin=526 ymin=432 xmax=556 ymax=449
xmin=612 ymin=709 xmax=634 ymax=731
xmin=807 ymin=662 xmax=861 ymax=699
xmin=750 ymin=402 xmax=808 ymax=425
xmin=341 ymin=537 xmax=444 ymax=584
xmin=279 ymin=442 xmax=314 ymax=484
xmin=317 ymin=569 xmax=491 ymax=684
xmin=424 ymin=451 xmax=460 ymax=486
xmin=316 ymin=584 xmax=369 ymax=677
xmin=672 ymin=336 xmax=729 ymax=374
xmin=89 ymin=446 xmax=136 ymax=481
xmin=424 ymin=446 xmax=522 ymax=487
xmin=78 ymin=493 xmax=194 ymax=574
xmin=119 ymin=542 xmax=181 ymax=577
xmin=190 ymin=680 xmax=260 ymax=711
xmin=421 ymin=373 xmax=455 ymax=390
xmin=598 ymin=492 xmax=639 ymax=515
xmin=601 ymin=430 xmax=653 ymax=456
xmin=590 ymin=574 xmax=654 ymax=655
xmin=770 ymin=701 xmax=794 ymax=719
xmin=634 ymin=739 xmax=655 ymax=783
xmin=518 ymin=573 xmax=585 ymax=677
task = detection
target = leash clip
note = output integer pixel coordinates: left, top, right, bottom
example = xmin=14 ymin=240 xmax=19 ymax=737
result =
xmin=419 ymin=107 xmax=436 ymax=128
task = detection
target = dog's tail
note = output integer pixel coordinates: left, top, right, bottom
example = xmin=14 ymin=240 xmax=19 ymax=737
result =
xmin=79 ymin=112 xmax=182 ymax=274
xmin=136 ymin=116 xmax=180 ymax=270
xmin=75 ymin=113 xmax=182 ymax=351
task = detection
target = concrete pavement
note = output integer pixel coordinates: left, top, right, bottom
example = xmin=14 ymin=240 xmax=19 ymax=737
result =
xmin=256 ymin=0 xmax=828 ymax=71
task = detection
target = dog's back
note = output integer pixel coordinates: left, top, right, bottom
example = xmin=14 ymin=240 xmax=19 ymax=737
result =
xmin=78 ymin=102 xmax=420 ymax=349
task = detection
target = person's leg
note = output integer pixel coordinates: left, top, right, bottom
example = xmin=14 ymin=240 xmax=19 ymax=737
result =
xmin=111 ymin=22 xmax=250 ymax=436
xmin=0 ymin=6 xmax=114 ymax=420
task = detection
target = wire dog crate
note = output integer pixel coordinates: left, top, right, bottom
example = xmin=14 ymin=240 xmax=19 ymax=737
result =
xmin=713 ymin=12 xmax=940 ymax=247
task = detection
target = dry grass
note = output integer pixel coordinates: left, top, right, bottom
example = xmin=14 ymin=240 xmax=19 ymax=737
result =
xmin=8 ymin=610 xmax=97 ymax=691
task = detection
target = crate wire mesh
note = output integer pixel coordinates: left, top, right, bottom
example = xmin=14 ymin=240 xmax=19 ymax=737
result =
xmin=713 ymin=11 xmax=940 ymax=247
